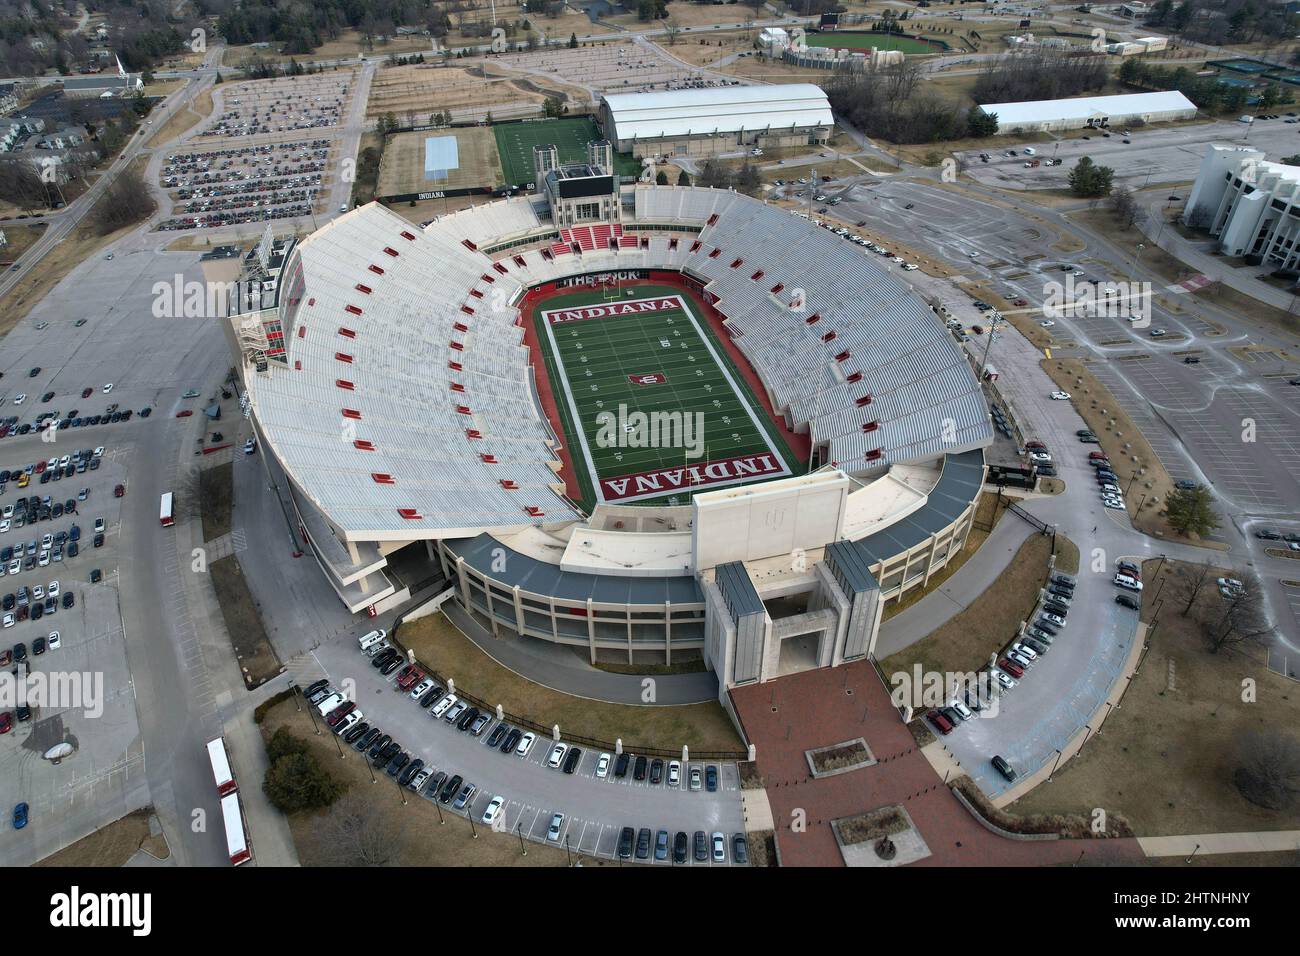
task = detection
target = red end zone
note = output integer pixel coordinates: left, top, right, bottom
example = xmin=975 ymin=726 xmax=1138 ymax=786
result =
xmin=516 ymin=271 xmax=811 ymax=508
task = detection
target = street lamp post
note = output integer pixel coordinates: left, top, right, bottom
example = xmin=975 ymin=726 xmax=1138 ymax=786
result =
xmin=1128 ymin=242 xmax=1145 ymax=286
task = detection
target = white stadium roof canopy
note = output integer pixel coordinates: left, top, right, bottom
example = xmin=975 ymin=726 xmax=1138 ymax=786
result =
xmin=976 ymin=90 xmax=1196 ymax=128
xmin=601 ymin=84 xmax=834 ymax=141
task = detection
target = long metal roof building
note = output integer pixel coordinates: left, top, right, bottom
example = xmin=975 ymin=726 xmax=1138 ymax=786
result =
xmin=600 ymin=84 xmax=834 ymax=141
xmin=976 ymin=90 xmax=1196 ymax=132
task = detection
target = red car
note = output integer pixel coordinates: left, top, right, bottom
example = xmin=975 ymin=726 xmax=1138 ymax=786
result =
xmin=34 ymin=461 xmax=45 ymax=474
xmin=928 ymin=710 xmax=954 ymax=735
xmin=1088 ymin=451 xmax=1108 ymax=460
xmin=396 ymin=667 xmax=424 ymax=690
xmin=114 ymin=484 xmax=125 ymax=498
xmin=1025 ymin=440 xmax=1046 ymax=450
xmin=81 ymin=388 xmax=93 ymax=399
xmin=176 ymin=410 xmax=193 ymax=418
xmin=0 ymin=712 xmax=10 ymax=734
xmin=0 ymin=650 xmax=10 ymax=667
xmin=999 ymin=658 xmax=1025 ymax=679
xmin=1011 ymin=298 xmax=1029 ymax=307
xmin=325 ymin=701 xmax=355 ymax=726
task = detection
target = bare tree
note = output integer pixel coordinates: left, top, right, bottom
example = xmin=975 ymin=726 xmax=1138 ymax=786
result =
xmin=1233 ymin=730 xmax=1300 ymax=810
xmin=313 ymin=793 xmax=413 ymax=866
xmin=1174 ymin=560 xmax=1215 ymax=617
xmin=1109 ymin=185 xmax=1145 ymax=229
xmin=1205 ymin=575 xmax=1270 ymax=655
xmin=664 ymin=20 xmax=680 ymax=46
xmin=89 ymin=166 xmax=155 ymax=235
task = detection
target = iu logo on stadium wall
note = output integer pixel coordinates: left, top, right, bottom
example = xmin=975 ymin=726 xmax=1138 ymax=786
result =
xmin=628 ymin=373 xmax=667 ymax=386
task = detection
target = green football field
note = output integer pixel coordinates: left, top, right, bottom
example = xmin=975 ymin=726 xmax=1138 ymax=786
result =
xmin=804 ymin=31 xmax=947 ymax=54
xmin=493 ymin=117 xmax=642 ymax=186
xmin=531 ymin=284 xmax=800 ymax=509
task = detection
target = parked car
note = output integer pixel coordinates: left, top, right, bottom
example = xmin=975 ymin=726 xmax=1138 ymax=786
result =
xmin=992 ymin=755 xmax=1017 ymax=782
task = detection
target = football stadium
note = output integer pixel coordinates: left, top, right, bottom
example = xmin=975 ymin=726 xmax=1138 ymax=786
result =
xmin=230 ymin=182 xmax=993 ymax=696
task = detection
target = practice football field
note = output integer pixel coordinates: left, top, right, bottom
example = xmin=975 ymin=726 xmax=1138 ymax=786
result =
xmin=530 ymin=284 xmax=800 ymax=509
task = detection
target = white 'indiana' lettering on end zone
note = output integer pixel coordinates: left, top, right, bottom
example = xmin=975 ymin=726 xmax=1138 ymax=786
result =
xmin=542 ymin=294 xmax=685 ymax=325
xmin=600 ymin=452 xmax=788 ymax=503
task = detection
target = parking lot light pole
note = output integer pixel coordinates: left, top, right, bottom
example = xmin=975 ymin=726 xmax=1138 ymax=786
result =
xmin=517 ymin=821 xmax=526 ymax=856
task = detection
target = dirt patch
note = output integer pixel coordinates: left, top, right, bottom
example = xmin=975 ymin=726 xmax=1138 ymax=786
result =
xmin=257 ymin=698 xmax=592 ymax=866
xmin=746 ymin=828 xmax=777 ymax=866
xmin=367 ymin=63 xmax=548 ymax=119
xmin=209 ymin=555 xmax=283 ymax=689
xmin=199 ymin=461 xmax=233 ymax=542
xmin=836 ymin=804 xmax=910 ymax=845
xmin=809 ymin=739 xmax=873 ymax=774
xmin=0 ymin=222 xmax=48 ymax=265
xmin=1009 ymin=559 xmax=1300 ymax=836
xmin=881 ymin=532 xmax=1078 ymax=679
xmin=35 ymin=808 xmax=167 ymax=866
xmin=738 ymin=760 xmax=764 ymax=790
xmin=956 ymin=775 xmax=1134 ymax=838
xmin=148 ymin=85 xmax=215 ymax=148
xmin=398 ymin=612 xmax=743 ymax=755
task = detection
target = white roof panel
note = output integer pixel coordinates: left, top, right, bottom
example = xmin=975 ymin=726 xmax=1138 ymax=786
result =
xmin=978 ymin=90 xmax=1196 ymax=127
xmin=602 ymin=84 xmax=833 ymax=141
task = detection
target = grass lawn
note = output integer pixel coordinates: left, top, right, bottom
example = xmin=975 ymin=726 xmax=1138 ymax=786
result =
xmin=210 ymin=556 xmax=283 ymax=688
xmin=1010 ymin=560 xmax=1300 ymax=837
xmin=529 ymin=283 xmax=799 ymax=510
xmin=199 ymin=461 xmax=233 ymax=542
xmin=493 ymin=116 xmax=639 ymax=185
xmin=35 ymin=808 xmax=168 ymax=866
xmin=0 ymin=222 xmax=46 ymax=265
xmin=258 ymin=699 xmax=593 ymax=866
xmin=880 ymin=532 xmax=1079 ymax=679
xmin=398 ymin=612 xmax=744 ymax=754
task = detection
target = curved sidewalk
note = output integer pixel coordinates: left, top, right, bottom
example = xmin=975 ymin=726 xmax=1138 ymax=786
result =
xmin=444 ymin=601 xmax=720 ymax=706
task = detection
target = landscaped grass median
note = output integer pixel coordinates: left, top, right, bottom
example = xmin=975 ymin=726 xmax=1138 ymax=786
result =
xmin=399 ymin=612 xmax=744 ymax=755
xmin=880 ymin=532 xmax=1078 ymax=679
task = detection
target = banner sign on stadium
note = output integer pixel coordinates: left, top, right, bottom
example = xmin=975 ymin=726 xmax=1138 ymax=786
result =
xmin=557 ymin=270 xmax=648 ymax=288
xmin=599 ymin=452 xmax=787 ymax=502
xmin=628 ymin=373 xmax=666 ymax=386
xmin=541 ymin=294 xmax=684 ymax=326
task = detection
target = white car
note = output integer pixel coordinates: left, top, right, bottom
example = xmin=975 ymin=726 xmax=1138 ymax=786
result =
xmin=1028 ymin=451 xmax=1052 ymax=464
xmin=1114 ymin=574 xmax=1143 ymax=592
xmin=546 ymin=812 xmax=565 ymax=842
xmin=902 ymin=263 xmax=919 ymax=271
xmin=429 ymin=693 xmax=457 ymax=718
xmin=1102 ymin=498 xmax=1126 ymax=510
xmin=547 ymin=742 xmax=568 ymax=769
xmin=408 ymin=677 xmax=434 ymax=700
xmin=1042 ymin=612 xmax=1066 ymax=627
xmin=13 ymin=394 xmax=25 ymax=405
xmin=94 ymin=518 xmax=105 ymax=534
xmin=949 ymin=700 xmax=974 ymax=721
xmin=1039 ymin=319 xmax=1055 ymax=327
xmin=993 ymin=670 xmax=1017 ymax=690
xmin=0 ymin=520 xmax=8 ymax=534
xmin=515 ymin=731 xmax=536 ymax=756
xmin=102 ymin=383 xmax=113 ymax=393
xmin=47 ymin=581 xmax=58 ymax=597
xmin=48 ymin=630 xmax=60 ymax=650
xmin=38 ymin=551 xmax=49 ymax=567
xmin=93 ymin=446 xmax=105 ymax=459
xmin=1050 ymin=391 xmax=1071 ymax=400
xmin=481 ymin=795 xmax=505 ymax=826
xmin=1012 ymin=643 xmax=1037 ymax=662
xmin=1148 ymin=329 xmax=1167 ymax=338
xmin=667 ymin=760 xmax=681 ymax=787
xmin=712 ymin=831 xmax=726 ymax=863
xmin=595 ymin=753 xmax=611 ymax=778
xmin=2 ymin=613 xmax=12 ymax=629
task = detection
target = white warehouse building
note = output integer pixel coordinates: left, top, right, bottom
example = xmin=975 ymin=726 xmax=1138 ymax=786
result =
xmin=1183 ymin=144 xmax=1300 ymax=268
xmin=976 ymin=90 xmax=1196 ymax=133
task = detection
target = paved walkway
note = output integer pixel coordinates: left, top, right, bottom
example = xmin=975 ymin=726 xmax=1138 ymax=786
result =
xmin=730 ymin=660 xmax=1145 ymax=867
xmin=445 ymin=601 xmax=720 ymax=705
xmin=1139 ymin=830 xmax=1300 ymax=857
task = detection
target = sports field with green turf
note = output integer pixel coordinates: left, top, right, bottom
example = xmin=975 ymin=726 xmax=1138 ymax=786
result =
xmin=805 ymin=31 xmax=947 ymax=54
xmin=530 ymin=283 xmax=800 ymax=510
xmin=493 ymin=117 xmax=642 ymax=186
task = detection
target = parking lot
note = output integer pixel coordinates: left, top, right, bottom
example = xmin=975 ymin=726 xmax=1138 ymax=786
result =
xmin=957 ymin=115 xmax=1300 ymax=191
xmin=199 ymin=74 xmax=352 ymax=139
xmin=297 ymin=637 xmax=749 ymax=865
xmin=0 ymin=433 xmax=146 ymax=865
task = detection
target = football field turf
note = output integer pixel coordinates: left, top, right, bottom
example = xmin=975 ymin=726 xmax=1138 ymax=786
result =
xmin=493 ymin=117 xmax=642 ymax=186
xmin=531 ymin=284 xmax=800 ymax=509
